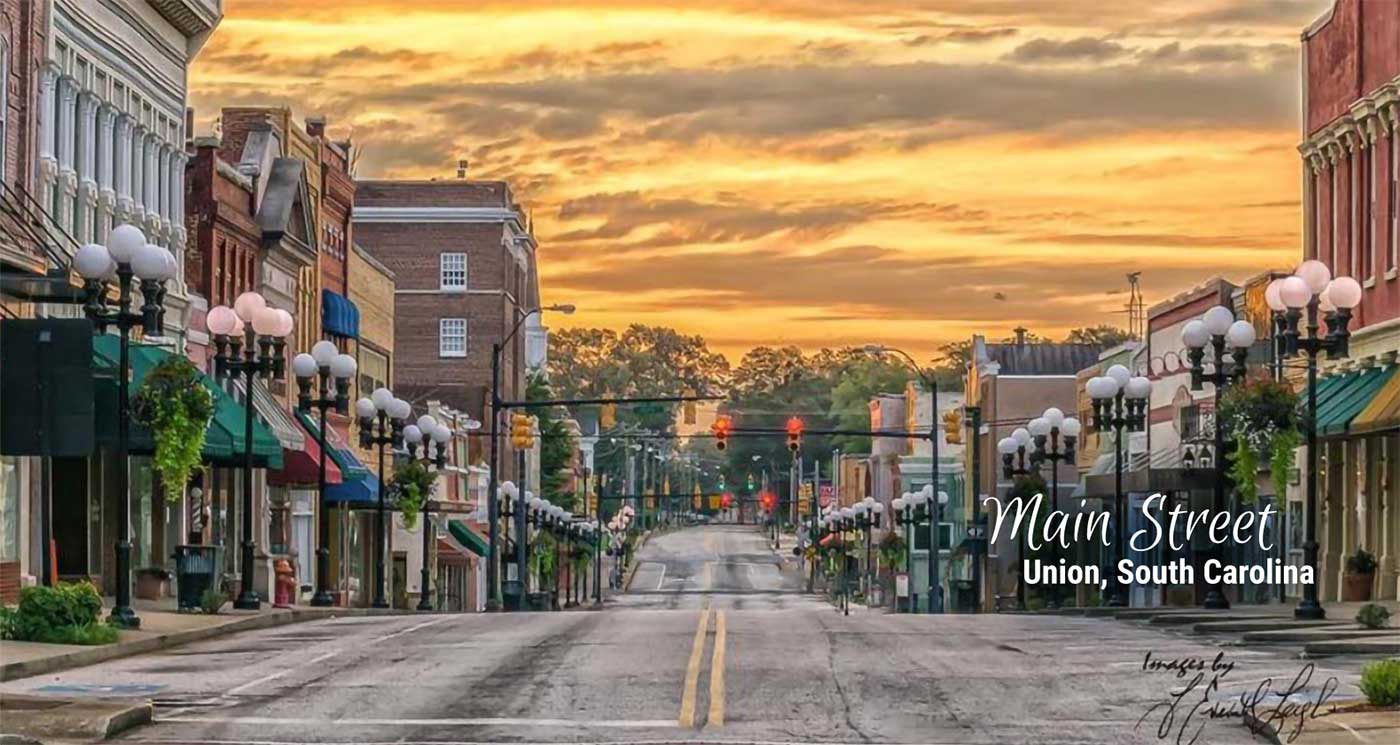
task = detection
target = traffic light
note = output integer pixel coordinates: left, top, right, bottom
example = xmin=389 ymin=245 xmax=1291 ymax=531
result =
xmin=943 ymin=410 xmax=963 ymax=445
xmin=711 ymin=415 xmax=732 ymax=450
xmin=721 ymin=493 xmax=733 ymax=509
xmin=786 ymin=416 xmax=803 ymax=452
xmin=510 ymin=413 xmax=533 ymax=449
xmin=759 ymin=490 xmax=776 ymax=512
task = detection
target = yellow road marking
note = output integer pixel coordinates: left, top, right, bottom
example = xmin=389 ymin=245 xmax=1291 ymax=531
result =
xmin=707 ymin=610 xmax=727 ymax=727
xmin=678 ymin=606 xmax=711 ymax=727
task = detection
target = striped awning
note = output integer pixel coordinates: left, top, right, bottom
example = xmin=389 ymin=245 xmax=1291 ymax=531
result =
xmin=1316 ymin=366 xmax=1397 ymax=438
xmin=322 ymin=289 xmax=360 ymax=339
xmin=1349 ymin=366 xmax=1400 ymax=435
xmin=232 ymin=380 xmax=305 ymax=451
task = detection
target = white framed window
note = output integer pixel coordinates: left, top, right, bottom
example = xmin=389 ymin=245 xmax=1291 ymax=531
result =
xmin=440 ymin=252 xmax=467 ymax=292
xmin=1391 ymin=133 xmax=1398 ymax=275
xmin=439 ymin=318 xmax=466 ymax=358
xmin=1367 ymin=144 xmax=1376 ymax=281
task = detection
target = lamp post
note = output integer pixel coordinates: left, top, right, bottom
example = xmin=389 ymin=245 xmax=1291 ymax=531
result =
xmin=1087 ymin=366 xmax=1150 ymax=607
xmin=208 ymin=292 xmax=293 ymax=611
xmin=73 ymin=225 xmax=176 ymax=628
xmin=893 ymin=487 xmax=932 ymax=612
xmin=862 ymin=344 xmax=942 ymax=613
xmin=487 ymin=304 xmax=575 ymax=612
xmin=1268 ymin=262 xmax=1362 ymax=620
xmin=997 ymin=427 xmax=1035 ymax=609
xmin=403 ymin=415 xmax=452 ymax=611
xmin=1182 ymin=304 xmax=1257 ymax=609
xmin=292 ymin=342 xmax=357 ymax=608
xmin=854 ymin=497 xmax=883 ymax=601
xmin=1026 ymin=408 xmax=1079 ymax=609
xmin=356 ymin=388 xmax=409 ymax=608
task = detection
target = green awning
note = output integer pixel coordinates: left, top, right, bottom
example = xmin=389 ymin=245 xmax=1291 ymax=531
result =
xmin=448 ymin=520 xmax=489 ymax=558
xmin=93 ymin=335 xmax=283 ymax=468
xmin=1316 ymin=366 xmax=1397 ymax=438
xmin=294 ymin=410 xmax=369 ymax=481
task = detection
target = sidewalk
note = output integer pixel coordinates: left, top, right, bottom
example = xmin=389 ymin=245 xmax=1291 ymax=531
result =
xmin=0 ymin=597 xmax=422 ymax=682
xmin=1244 ymin=702 xmax=1400 ymax=745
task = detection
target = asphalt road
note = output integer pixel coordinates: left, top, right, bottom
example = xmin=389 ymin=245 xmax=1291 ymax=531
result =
xmin=0 ymin=524 xmax=1377 ymax=745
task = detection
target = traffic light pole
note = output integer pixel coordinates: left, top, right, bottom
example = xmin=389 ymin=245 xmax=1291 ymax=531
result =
xmin=487 ymin=342 xmax=503 ymax=612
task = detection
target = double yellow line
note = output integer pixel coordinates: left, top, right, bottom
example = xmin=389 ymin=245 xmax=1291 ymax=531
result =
xmin=678 ymin=606 xmax=727 ymax=728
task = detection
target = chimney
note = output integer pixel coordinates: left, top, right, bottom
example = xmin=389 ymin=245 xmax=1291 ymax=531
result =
xmin=456 ymin=159 xmax=469 ymax=179
xmin=1014 ymin=326 xmax=1028 ymax=346
xmin=306 ymin=115 xmax=326 ymax=138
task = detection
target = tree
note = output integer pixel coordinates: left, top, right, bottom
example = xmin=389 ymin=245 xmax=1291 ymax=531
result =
xmin=828 ymin=356 xmax=913 ymax=453
xmin=1064 ymin=325 xmax=1133 ymax=348
xmin=527 ymin=373 xmax=576 ymax=508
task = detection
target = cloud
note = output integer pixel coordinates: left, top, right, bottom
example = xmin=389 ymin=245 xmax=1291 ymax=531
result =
xmin=1005 ymin=37 xmax=1128 ymax=63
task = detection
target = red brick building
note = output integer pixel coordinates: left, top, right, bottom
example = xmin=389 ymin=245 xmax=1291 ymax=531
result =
xmin=1298 ymin=0 xmax=1400 ymax=602
xmin=352 ymin=178 xmax=541 ymax=426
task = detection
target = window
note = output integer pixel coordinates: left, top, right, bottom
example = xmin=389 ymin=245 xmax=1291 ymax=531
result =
xmin=440 ymin=253 xmax=467 ymax=291
xmin=439 ymin=318 xmax=467 ymax=357
xmin=1179 ymin=404 xmax=1202 ymax=440
xmin=0 ymin=38 xmax=8 ymax=184
xmin=1392 ymin=133 xmax=1398 ymax=275
xmin=1366 ymin=145 xmax=1376 ymax=280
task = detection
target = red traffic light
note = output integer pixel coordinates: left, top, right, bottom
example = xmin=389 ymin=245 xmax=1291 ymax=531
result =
xmin=711 ymin=415 xmax=732 ymax=451
xmin=786 ymin=416 xmax=803 ymax=452
xmin=721 ymin=493 xmax=733 ymax=508
xmin=759 ymin=490 xmax=776 ymax=511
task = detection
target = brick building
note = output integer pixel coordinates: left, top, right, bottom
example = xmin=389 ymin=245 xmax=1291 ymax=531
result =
xmin=1298 ymin=0 xmax=1400 ymax=602
xmin=353 ymin=178 xmax=541 ymax=429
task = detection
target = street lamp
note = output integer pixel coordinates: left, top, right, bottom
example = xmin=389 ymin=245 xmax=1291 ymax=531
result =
xmin=1268 ymin=261 xmax=1362 ymax=620
xmin=209 ymin=291 xmax=293 ymax=610
xmin=997 ymin=427 xmax=1035 ymax=609
xmin=402 ymin=415 xmax=452 ymax=611
xmin=293 ymin=341 xmax=357 ymax=608
xmin=893 ymin=487 xmax=933 ymax=612
xmin=74 ymin=224 xmax=176 ymax=628
xmin=487 ymin=304 xmax=574 ymax=612
xmin=862 ymin=343 xmax=942 ymax=613
xmin=1087 ymin=366 xmax=1149 ymax=607
xmin=1027 ymin=408 xmax=1079 ymax=609
xmin=356 ymin=388 xmax=409 ymax=608
xmin=1182 ymin=304 xmax=1255 ymax=609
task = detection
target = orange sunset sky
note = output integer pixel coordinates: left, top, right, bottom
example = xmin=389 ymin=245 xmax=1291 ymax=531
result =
xmin=189 ymin=0 xmax=1331 ymax=361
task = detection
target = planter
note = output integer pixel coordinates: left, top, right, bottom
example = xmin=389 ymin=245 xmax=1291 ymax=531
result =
xmin=1342 ymin=572 xmax=1375 ymax=602
xmin=135 ymin=570 xmax=170 ymax=600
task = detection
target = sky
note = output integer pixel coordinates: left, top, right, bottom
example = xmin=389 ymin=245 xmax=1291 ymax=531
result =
xmin=189 ymin=0 xmax=1332 ymax=361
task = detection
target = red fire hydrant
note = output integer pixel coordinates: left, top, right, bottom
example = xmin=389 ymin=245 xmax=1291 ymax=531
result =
xmin=274 ymin=559 xmax=296 ymax=608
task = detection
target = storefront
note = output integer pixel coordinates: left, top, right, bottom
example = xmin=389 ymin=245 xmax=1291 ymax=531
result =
xmin=298 ymin=410 xmax=377 ymax=607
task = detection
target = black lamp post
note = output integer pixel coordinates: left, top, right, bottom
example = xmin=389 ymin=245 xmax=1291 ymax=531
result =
xmin=292 ymin=342 xmax=357 ymax=608
xmin=1268 ymin=263 xmax=1362 ymax=620
xmin=402 ymin=415 xmax=451 ymax=611
xmin=820 ymin=508 xmax=853 ymax=616
xmin=1026 ymin=408 xmax=1079 ymax=609
xmin=209 ymin=292 xmax=293 ymax=611
xmin=1182 ymin=304 xmax=1256 ymax=610
xmin=356 ymin=388 xmax=409 ymax=609
xmin=73 ymin=225 xmax=176 ymax=629
xmin=1087 ymin=366 xmax=1150 ymax=607
xmin=892 ymin=487 xmax=932 ymax=612
xmin=997 ymin=427 xmax=1036 ymax=609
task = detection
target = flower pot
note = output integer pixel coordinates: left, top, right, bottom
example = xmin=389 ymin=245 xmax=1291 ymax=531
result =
xmin=1342 ymin=572 xmax=1374 ymax=602
xmin=136 ymin=571 xmax=169 ymax=600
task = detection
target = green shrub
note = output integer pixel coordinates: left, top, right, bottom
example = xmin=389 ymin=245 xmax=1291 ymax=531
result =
xmin=1358 ymin=658 xmax=1400 ymax=707
xmin=13 ymin=582 xmax=103 ymax=640
xmin=31 ymin=623 xmax=119 ymax=646
xmin=1356 ymin=603 xmax=1392 ymax=630
xmin=199 ymin=588 xmax=228 ymax=615
xmin=1346 ymin=549 xmax=1378 ymax=575
xmin=0 ymin=605 xmax=17 ymax=640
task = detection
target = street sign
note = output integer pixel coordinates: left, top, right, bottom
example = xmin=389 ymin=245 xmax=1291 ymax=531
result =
xmin=896 ymin=574 xmax=909 ymax=597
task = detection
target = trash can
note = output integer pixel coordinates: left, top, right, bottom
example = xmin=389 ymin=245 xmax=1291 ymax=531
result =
xmin=174 ymin=545 xmax=219 ymax=612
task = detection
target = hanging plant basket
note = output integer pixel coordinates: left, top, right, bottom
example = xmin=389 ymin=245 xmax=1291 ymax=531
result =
xmin=132 ymin=357 xmax=213 ymax=503
xmin=878 ymin=531 xmax=906 ymax=569
xmin=1217 ymin=374 xmax=1301 ymax=505
xmin=390 ymin=460 xmax=437 ymax=530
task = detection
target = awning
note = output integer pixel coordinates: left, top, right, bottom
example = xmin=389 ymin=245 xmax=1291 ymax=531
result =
xmin=1350 ymin=367 xmax=1400 ymax=435
xmin=322 ymin=289 xmax=360 ymax=339
xmin=93 ymin=336 xmax=282 ymax=468
xmin=270 ymin=411 xmax=343 ymax=486
xmin=324 ymin=470 xmax=382 ymax=506
xmin=448 ymin=519 xmax=489 ymax=557
xmin=1317 ymin=366 xmax=1397 ymax=438
xmin=294 ymin=411 xmax=368 ymax=481
xmin=232 ymin=380 xmax=304 ymax=451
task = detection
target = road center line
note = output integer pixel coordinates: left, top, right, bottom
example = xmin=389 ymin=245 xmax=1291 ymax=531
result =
xmin=154 ymin=716 xmax=679 ymax=729
xmin=677 ymin=606 xmax=711 ymax=727
xmin=373 ymin=615 xmax=452 ymax=643
xmin=707 ymin=610 xmax=727 ymax=727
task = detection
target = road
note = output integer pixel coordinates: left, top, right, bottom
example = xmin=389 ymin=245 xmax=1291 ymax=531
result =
xmin=0 ymin=524 xmax=1375 ymax=745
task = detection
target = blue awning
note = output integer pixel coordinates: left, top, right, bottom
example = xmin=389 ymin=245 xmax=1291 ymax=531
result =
xmin=325 ymin=470 xmax=383 ymax=507
xmin=322 ymin=289 xmax=360 ymax=339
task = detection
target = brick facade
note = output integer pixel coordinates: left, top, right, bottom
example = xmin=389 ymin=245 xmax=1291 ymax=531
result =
xmin=0 ymin=0 xmax=48 ymax=281
xmin=184 ymin=137 xmax=259 ymax=313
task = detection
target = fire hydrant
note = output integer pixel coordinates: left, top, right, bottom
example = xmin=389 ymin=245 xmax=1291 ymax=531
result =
xmin=273 ymin=559 xmax=296 ymax=608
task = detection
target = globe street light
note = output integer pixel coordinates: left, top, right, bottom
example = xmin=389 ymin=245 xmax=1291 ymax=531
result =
xmin=74 ymin=225 xmax=175 ymax=628
xmin=357 ymin=388 xmax=408 ymax=608
xmin=293 ymin=342 xmax=357 ymax=607
xmin=1028 ymin=408 xmax=1079 ymax=609
xmin=998 ymin=427 xmax=1036 ymax=609
xmin=402 ymin=416 xmax=451 ymax=611
xmin=1087 ymin=367 xmax=1149 ymax=607
xmin=1182 ymin=306 xmax=1255 ymax=610
xmin=209 ymin=291 xmax=293 ymax=610
xmin=1268 ymin=262 xmax=1361 ymax=620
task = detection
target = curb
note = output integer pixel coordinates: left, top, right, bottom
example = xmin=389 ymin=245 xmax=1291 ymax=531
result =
xmin=0 ymin=607 xmax=422 ymax=682
xmin=621 ymin=530 xmax=655 ymax=591
xmin=0 ymin=694 xmax=152 ymax=742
